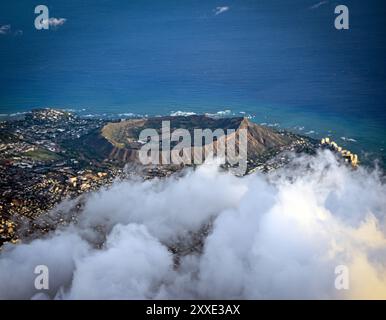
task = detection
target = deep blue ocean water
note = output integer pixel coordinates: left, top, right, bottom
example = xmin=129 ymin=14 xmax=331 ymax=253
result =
xmin=0 ymin=0 xmax=385 ymax=163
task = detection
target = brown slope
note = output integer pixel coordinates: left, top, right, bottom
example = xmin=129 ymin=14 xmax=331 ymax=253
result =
xmin=90 ymin=115 xmax=294 ymax=165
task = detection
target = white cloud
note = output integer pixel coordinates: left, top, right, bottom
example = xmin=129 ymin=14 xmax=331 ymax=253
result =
xmin=0 ymin=24 xmax=11 ymax=35
xmin=0 ymin=25 xmax=23 ymax=36
xmin=1 ymin=151 xmax=386 ymax=299
xmin=309 ymin=1 xmax=328 ymax=10
xmin=42 ymin=17 xmax=67 ymax=28
xmin=68 ymin=224 xmax=173 ymax=299
xmin=214 ymin=6 xmax=229 ymax=16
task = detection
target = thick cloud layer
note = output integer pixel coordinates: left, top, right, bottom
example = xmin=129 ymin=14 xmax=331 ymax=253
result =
xmin=1 ymin=150 xmax=386 ymax=299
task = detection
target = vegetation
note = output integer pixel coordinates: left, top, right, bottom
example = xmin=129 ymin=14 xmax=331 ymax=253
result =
xmin=23 ymin=148 xmax=61 ymax=161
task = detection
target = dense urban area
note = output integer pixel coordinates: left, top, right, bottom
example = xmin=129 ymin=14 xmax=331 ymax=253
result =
xmin=0 ymin=108 xmax=358 ymax=246
xmin=0 ymin=109 xmax=122 ymax=244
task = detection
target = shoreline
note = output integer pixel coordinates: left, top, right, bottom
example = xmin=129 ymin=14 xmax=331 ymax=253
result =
xmin=1 ymin=106 xmax=385 ymax=168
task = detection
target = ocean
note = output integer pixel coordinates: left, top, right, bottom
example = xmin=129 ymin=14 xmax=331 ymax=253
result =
xmin=0 ymin=0 xmax=385 ymax=164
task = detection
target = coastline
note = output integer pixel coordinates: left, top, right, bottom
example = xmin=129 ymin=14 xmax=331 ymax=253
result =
xmin=2 ymin=106 xmax=384 ymax=169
